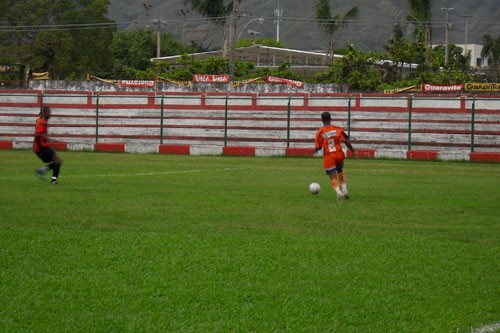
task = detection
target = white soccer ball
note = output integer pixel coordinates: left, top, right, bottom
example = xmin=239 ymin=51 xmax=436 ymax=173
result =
xmin=309 ymin=182 xmax=321 ymax=195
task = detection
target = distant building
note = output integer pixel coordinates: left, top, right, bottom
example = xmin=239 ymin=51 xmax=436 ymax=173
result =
xmin=153 ymin=43 xmax=491 ymax=78
xmin=151 ymin=44 xmax=339 ymax=77
xmin=455 ymin=44 xmax=489 ymax=68
xmin=432 ymin=44 xmax=489 ymax=68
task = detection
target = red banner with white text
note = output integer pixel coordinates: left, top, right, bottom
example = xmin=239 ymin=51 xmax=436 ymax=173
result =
xmin=192 ymin=74 xmax=230 ymax=83
xmin=119 ymin=80 xmax=156 ymax=88
xmin=422 ymin=84 xmax=463 ymax=93
xmin=266 ymin=75 xmax=304 ymax=88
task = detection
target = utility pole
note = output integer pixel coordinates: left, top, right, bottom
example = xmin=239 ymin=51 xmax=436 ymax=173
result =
xmin=462 ymin=15 xmax=471 ymax=64
xmin=152 ymin=19 xmax=167 ymax=58
xmin=274 ymin=0 xmax=283 ymax=42
xmin=228 ymin=0 xmax=239 ymax=82
xmin=180 ymin=4 xmax=190 ymax=43
xmin=441 ymin=7 xmax=453 ymax=66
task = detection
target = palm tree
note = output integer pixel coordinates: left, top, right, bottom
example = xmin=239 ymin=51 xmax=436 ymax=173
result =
xmin=183 ymin=0 xmax=233 ymax=56
xmin=481 ymin=34 xmax=500 ymax=65
xmin=481 ymin=34 xmax=500 ymax=80
xmin=406 ymin=0 xmax=432 ymax=48
xmin=314 ymin=0 xmax=359 ymax=62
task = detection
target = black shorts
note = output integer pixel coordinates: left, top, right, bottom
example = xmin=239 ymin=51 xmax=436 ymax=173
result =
xmin=36 ymin=146 xmax=56 ymax=163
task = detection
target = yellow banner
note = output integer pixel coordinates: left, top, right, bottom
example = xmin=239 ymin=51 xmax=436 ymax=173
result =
xmin=156 ymin=77 xmax=193 ymax=87
xmin=32 ymin=72 xmax=50 ymax=80
xmin=231 ymin=76 xmax=265 ymax=88
xmin=383 ymin=85 xmax=421 ymax=94
xmin=464 ymin=83 xmax=500 ymax=92
xmin=87 ymin=74 xmax=119 ymax=85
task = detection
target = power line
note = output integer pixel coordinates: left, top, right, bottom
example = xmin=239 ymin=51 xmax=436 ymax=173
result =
xmin=0 ymin=22 xmax=122 ymax=32
xmin=0 ymin=16 xmax=233 ymax=33
xmin=0 ymin=15 xmax=497 ymax=34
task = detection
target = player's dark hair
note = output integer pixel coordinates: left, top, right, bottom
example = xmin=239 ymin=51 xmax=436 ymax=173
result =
xmin=321 ymin=112 xmax=331 ymax=123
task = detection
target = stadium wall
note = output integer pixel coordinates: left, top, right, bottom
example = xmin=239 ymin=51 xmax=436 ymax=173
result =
xmin=1 ymin=89 xmax=499 ymax=162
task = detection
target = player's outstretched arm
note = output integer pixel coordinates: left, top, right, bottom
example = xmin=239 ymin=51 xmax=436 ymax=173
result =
xmin=344 ymin=140 xmax=358 ymax=159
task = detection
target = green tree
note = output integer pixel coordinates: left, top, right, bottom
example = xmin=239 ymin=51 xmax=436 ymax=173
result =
xmin=316 ymin=44 xmax=384 ymax=91
xmin=0 ymin=0 xmax=116 ymax=80
xmin=481 ymin=34 xmax=500 ymax=65
xmin=480 ymin=34 xmax=500 ymax=81
xmin=0 ymin=0 xmax=55 ymax=84
xmin=384 ymin=23 xmax=412 ymax=81
xmin=157 ymin=55 xmax=225 ymax=81
xmin=384 ymin=22 xmax=429 ymax=83
xmin=183 ymin=0 xmax=233 ymax=55
xmin=110 ymin=30 xmax=156 ymax=78
xmin=314 ymin=0 xmax=359 ymax=62
xmin=111 ymin=29 xmax=199 ymax=79
xmin=429 ymin=45 xmax=469 ymax=70
xmin=406 ymin=0 xmax=432 ymax=48
xmin=64 ymin=0 xmax=116 ymax=78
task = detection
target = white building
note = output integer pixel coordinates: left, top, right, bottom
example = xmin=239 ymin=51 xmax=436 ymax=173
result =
xmin=455 ymin=44 xmax=489 ymax=68
xmin=433 ymin=44 xmax=489 ymax=68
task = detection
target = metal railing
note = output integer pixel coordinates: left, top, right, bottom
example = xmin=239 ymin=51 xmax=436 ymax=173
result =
xmin=1 ymin=91 xmax=499 ymax=153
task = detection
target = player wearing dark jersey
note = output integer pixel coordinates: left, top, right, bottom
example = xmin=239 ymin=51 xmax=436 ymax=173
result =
xmin=33 ymin=107 xmax=62 ymax=185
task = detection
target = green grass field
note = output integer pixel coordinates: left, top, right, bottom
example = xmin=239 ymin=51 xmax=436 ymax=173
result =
xmin=1 ymin=150 xmax=499 ymax=332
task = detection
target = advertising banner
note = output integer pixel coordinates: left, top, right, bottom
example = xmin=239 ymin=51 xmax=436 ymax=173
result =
xmin=157 ymin=77 xmax=193 ymax=87
xmin=464 ymin=83 xmax=500 ymax=92
xmin=422 ymin=84 xmax=463 ymax=93
xmin=119 ymin=80 xmax=156 ymax=88
xmin=192 ymin=74 xmax=229 ymax=83
xmin=266 ymin=75 xmax=304 ymax=88
xmin=384 ymin=85 xmax=420 ymax=94
xmin=32 ymin=72 xmax=50 ymax=80
xmin=231 ymin=76 xmax=266 ymax=87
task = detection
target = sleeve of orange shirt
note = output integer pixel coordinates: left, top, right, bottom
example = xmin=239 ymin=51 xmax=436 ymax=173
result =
xmin=314 ymin=127 xmax=324 ymax=152
xmin=341 ymin=129 xmax=350 ymax=142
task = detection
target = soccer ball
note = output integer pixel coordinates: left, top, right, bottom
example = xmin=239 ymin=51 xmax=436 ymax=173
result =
xmin=309 ymin=182 xmax=321 ymax=195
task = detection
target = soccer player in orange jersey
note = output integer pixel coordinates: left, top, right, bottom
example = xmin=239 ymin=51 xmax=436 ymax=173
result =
xmin=314 ymin=112 xmax=356 ymax=201
xmin=33 ymin=107 xmax=62 ymax=185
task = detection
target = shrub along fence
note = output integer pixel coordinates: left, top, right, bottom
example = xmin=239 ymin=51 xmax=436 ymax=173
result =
xmin=0 ymin=89 xmax=499 ymax=162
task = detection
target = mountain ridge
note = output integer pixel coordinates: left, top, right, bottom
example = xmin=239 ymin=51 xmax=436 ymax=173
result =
xmin=107 ymin=0 xmax=500 ymax=52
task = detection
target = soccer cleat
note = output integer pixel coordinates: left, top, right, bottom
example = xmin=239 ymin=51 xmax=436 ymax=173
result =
xmin=36 ymin=168 xmax=46 ymax=181
xmin=50 ymin=178 xmax=58 ymax=185
xmin=336 ymin=193 xmax=344 ymax=201
xmin=343 ymin=191 xmax=350 ymax=200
